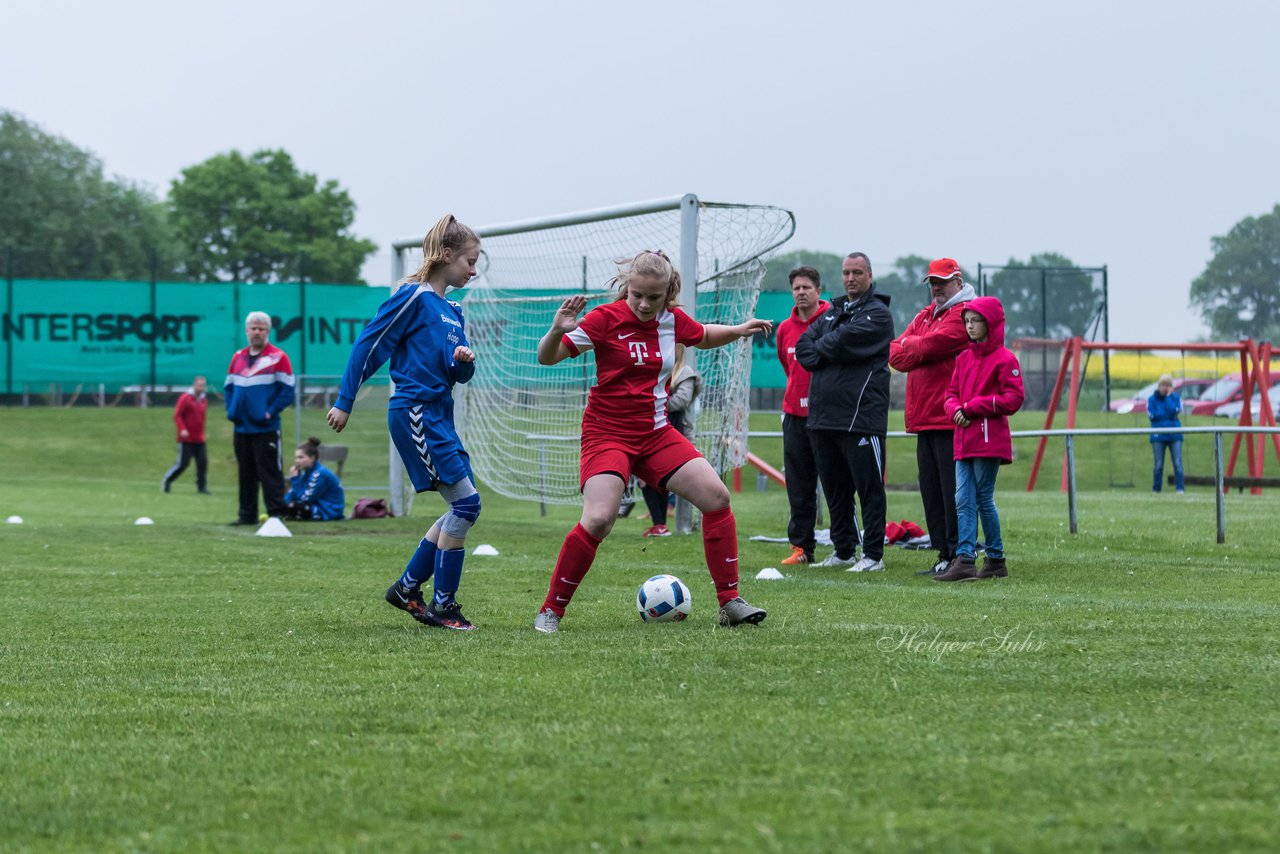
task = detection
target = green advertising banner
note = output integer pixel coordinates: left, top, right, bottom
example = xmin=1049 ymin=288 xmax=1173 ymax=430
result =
xmin=1 ymin=282 xmax=820 ymax=393
xmin=1 ymin=280 xmax=389 ymax=392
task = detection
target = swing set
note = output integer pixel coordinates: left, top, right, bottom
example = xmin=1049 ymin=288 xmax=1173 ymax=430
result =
xmin=1027 ymin=338 xmax=1278 ymax=493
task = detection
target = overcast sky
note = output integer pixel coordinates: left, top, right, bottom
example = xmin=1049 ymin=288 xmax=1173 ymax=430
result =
xmin=6 ymin=0 xmax=1278 ymax=341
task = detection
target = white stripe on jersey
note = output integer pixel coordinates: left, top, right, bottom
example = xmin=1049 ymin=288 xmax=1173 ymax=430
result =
xmin=650 ymin=312 xmax=677 ymax=429
xmin=227 ymin=373 xmax=284 ymax=388
xmin=565 ymin=324 xmax=592 ymax=352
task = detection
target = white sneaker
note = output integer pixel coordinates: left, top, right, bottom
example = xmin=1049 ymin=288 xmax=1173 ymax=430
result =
xmin=814 ymin=552 xmax=858 ymax=568
xmin=533 ymin=609 xmax=561 ymax=633
xmin=847 ymin=557 xmax=885 ymax=573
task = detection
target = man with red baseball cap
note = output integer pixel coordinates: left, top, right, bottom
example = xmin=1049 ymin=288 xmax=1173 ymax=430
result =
xmin=889 ymin=257 xmax=975 ymax=576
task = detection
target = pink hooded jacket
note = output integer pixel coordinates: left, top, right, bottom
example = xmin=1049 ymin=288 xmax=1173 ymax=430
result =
xmin=943 ymin=297 xmax=1025 ymax=462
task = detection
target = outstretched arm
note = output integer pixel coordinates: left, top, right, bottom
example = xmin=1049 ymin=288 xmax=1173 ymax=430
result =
xmin=538 ymin=295 xmax=588 ymax=365
xmin=698 ymin=318 xmax=772 ymax=349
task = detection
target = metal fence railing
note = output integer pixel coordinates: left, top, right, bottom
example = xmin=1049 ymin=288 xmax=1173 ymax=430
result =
xmin=744 ymin=425 xmax=1280 ymax=545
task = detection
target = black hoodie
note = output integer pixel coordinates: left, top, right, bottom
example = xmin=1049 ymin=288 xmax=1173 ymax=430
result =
xmin=794 ymin=285 xmax=895 ymax=435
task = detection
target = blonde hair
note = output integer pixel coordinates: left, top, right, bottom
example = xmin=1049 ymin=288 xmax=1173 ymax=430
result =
xmin=1158 ymin=374 xmax=1174 ymax=386
xmin=610 ymin=249 xmax=682 ymax=308
xmin=673 ymin=343 xmax=687 ymax=378
xmin=408 ymin=214 xmax=479 ymax=283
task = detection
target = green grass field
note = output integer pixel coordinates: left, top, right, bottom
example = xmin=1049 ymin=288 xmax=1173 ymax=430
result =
xmin=2 ymin=407 xmax=1278 ymax=852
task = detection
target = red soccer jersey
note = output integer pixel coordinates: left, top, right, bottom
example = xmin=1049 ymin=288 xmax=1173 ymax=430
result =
xmin=775 ymin=299 xmax=830 ymax=417
xmin=564 ymin=301 xmax=705 ymax=435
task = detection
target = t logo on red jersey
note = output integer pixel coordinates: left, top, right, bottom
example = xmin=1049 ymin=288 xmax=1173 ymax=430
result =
xmin=627 ymin=341 xmax=649 ymax=366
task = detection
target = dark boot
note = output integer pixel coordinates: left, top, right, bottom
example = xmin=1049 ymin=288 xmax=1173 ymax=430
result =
xmin=977 ymin=556 xmax=1008 ymax=579
xmin=933 ymin=555 xmax=977 ymax=582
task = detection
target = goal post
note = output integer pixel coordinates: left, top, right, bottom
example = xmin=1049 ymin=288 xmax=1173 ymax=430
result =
xmin=387 ymin=194 xmax=795 ymax=517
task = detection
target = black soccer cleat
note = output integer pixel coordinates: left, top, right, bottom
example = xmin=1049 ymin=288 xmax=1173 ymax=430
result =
xmin=422 ymin=600 xmax=477 ymax=631
xmin=385 ymin=581 xmax=432 ymax=625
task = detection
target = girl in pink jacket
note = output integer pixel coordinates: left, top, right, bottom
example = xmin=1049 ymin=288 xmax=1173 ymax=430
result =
xmin=936 ymin=297 xmax=1025 ymax=582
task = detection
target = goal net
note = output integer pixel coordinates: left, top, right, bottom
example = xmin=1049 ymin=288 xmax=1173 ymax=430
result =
xmin=392 ymin=195 xmax=794 ymax=507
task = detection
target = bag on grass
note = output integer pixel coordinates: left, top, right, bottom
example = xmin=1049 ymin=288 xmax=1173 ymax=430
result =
xmin=352 ymin=498 xmax=391 ymax=519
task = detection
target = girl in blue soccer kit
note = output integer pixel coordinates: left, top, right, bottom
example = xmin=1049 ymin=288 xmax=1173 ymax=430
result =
xmin=282 ymin=437 xmax=346 ymax=521
xmin=327 ymin=214 xmax=482 ymax=631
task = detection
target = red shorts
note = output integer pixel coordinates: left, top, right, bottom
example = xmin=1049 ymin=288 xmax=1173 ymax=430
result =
xmin=579 ymin=425 xmax=702 ymax=492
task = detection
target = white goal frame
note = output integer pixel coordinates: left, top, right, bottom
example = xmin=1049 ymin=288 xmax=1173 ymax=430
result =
xmin=385 ymin=194 xmax=793 ymax=517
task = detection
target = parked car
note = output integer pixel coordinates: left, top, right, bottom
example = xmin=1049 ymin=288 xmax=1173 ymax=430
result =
xmin=1109 ymin=377 xmax=1215 ymax=414
xmin=1190 ymin=373 xmax=1247 ymax=415
xmin=1214 ymin=381 xmax=1280 ymax=420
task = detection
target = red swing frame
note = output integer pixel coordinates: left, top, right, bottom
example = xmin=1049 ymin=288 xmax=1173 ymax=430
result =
xmin=1025 ymin=339 xmax=1277 ymax=493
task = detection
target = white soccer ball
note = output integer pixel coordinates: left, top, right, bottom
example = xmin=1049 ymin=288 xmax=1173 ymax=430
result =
xmin=637 ymin=574 xmax=692 ymax=623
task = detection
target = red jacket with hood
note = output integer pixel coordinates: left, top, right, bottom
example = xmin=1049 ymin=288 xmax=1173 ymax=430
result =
xmin=943 ymin=297 xmax=1025 ymax=462
xmin=889 ymin=285 xmax=974 ymax=432
xmin=776 ymin=299 xmax=831 ymax=417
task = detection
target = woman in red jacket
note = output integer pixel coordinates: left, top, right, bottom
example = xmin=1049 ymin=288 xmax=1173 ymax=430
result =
xmin=936 ymin=297 xmax=1024 ymax=582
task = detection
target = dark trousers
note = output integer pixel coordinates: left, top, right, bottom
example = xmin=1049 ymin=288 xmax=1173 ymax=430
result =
xmin=916 ymin=430 xmax=958 ymax=561
xmin=164 ymin=442 xmax=208 ymax=491
xmin=233 ymin=431 xmax=286 ymax=522
xmin=641 ymin=484 xmax=669 ymax=525
xmin=782 ymin=413 xmax=821 ymax=554
xmin=810 ymin=429 xmax=887 ymax=561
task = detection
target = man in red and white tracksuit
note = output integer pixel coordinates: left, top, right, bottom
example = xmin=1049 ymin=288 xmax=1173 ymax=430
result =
xmin=888 ymin=257 xmax=975 ymax=576
xmin=224 ymin=311 xmax=295 ymax=525
xmin=163 ymin=375 xmax=210 ymax=494
xmin=775 ymin=265 xmax=831 ymax=565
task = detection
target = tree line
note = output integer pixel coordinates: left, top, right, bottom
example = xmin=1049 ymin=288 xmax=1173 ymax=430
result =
xmin=0 ymin=110 xmax=375 ymax=283
xmin=4 ymin=109 xmax=1278 ymax=340
xmin=763 ymin=250 xmax=1102 ymax=341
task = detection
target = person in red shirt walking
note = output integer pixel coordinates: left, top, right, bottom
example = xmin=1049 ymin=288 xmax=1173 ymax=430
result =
xmin=532 ymin=249 xmax=772 ymax=633
xmin=775 ymin=266 xmax=831 ymax=566
xmin=936 ymin=296 xmax=1025 ymax=582
xmin=888 ymin=258 xmax=975 ymax=576
xmin=162 ymin=375 xmax=211 ymax=494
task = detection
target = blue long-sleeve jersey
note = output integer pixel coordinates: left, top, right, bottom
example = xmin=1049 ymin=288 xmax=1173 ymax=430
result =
xmin=334 ymin=284 xmax=474 ymax=412
xmin=284 ymin=462 xmax=345 ymax=520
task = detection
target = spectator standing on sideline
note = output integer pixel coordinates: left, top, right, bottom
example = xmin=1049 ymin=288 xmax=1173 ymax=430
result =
xmin=224 ymin=311 xmax=295 ymax=525
xmin=935 ymin=296 xmax=1025 ymax=582
xmin=795 ymin=252 xmax=894 ymax=573
xmin=888 ymin=258 xmax=976 ymax=576
xmin=162 ymin=375 xmax=210 ymax=494
xmin=775 ymin=266 xmax=831 ymax=565
xmin=1148 ymin=374 xmax=1185 ymax=494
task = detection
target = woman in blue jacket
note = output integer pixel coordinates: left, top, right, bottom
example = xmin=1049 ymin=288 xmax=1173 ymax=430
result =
xmin=283 ymin=437 xmax=346 ymax=520
xmin=1148 ymin=374 xmax=1185 ymax=493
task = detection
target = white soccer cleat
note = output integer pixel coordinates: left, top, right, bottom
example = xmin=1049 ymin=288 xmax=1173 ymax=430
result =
xmin=813 ymin=552 xmax=858 ymax=568
xmin=847 ymin=557 xmax=885 ymax=573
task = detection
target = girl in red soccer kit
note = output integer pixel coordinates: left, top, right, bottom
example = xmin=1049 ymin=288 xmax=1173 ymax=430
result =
xmin=532 ymin=250 xmax=772 ymax=633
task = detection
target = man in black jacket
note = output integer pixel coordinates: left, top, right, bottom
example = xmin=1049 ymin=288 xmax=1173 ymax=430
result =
xmin=795 ymin=252 xmax=894 ymax=573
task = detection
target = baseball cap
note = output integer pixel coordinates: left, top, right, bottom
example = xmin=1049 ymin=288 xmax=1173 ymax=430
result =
xmin=923 ymin=258 xmax=962 ymax=284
